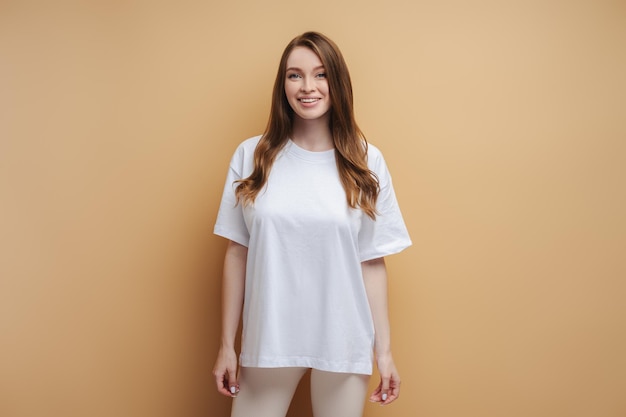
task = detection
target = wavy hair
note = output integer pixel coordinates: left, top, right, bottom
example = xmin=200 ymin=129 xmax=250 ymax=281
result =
xmin=235 ymin=31 xmax=380 ymax=219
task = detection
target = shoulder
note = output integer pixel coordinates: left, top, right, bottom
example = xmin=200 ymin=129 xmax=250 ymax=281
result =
xmin=366 ymin=141 xmax=383 ymax=159
xmin=236 ymin=135 xmax=263 ymax=154
xmin=227 ymin=135 xmax=262 ymax=173
xmin=365 ymin=141 xmax=396 ymax=186
xmin=365 ymin=141 xmax=387 ymax=171
xmin=230 ymin=135 xmax=262 ymax=160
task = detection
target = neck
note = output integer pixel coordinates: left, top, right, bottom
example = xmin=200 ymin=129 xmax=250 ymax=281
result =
xmin=291 ymin=115 xmax=333 ymax=151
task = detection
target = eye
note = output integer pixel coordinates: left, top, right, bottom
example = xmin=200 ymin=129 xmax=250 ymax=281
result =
xmin=316 ymin=73 xmax=327 ymax=78
xmin=287 ymin=73 xmax=302 ymax=79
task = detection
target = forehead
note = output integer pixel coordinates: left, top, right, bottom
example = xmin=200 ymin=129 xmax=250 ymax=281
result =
xmin=286 ymin=46 xmax=323 ymax=69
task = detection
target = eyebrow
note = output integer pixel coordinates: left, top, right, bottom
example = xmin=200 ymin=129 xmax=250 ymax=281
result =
xmin=286 ymin=65 xmax=326 ymax=72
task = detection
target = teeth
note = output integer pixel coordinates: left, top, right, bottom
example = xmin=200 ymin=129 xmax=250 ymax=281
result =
xmin=300 ymin=98 xmax=318 ymax=103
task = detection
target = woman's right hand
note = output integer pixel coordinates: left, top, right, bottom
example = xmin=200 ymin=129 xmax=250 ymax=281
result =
xmin=213 ymin=346 xmax=239 ymax=397
xmin=214 ymin=240 xmax=247 ymax=397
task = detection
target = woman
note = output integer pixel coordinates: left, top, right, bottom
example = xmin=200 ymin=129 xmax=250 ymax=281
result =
xmin=213 ymin=31 xmax=411 ymax=417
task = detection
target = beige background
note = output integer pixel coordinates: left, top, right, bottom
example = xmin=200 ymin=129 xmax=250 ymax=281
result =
xmin=1 ymin=1 xmax=625 ymax=416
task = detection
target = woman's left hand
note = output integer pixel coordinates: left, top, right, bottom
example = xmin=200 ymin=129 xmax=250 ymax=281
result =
xmin=369 ymin=352 xmax=401 ymax=405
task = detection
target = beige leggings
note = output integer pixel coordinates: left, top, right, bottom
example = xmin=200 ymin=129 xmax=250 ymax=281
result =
xmin=230 ymin=367 xmax=370 ymax=417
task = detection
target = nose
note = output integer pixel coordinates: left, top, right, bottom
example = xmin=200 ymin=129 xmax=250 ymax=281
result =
xmin=300 ymin=76 xmax=315 ymax=92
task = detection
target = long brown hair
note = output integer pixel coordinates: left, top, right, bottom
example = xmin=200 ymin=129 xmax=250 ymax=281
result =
xmin=235 ymin=31 xmax=380 ymax=219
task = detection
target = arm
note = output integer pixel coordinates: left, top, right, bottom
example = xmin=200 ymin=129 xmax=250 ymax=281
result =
xmin=212 ymin=240 xmax=247 ymax=397
xmin=362 ymin=257 xmax=401 ymax=405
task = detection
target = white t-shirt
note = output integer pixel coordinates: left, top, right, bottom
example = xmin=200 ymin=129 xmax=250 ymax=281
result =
xmin=214 ymin=135 xmax=411 ymax=375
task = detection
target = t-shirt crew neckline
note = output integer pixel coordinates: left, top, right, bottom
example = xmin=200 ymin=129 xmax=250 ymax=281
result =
xmin=286 ymin=139 xmax=335 ymax=162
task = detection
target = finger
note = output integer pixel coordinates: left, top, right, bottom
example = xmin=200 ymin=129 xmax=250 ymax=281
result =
xmin=381 ymin=375 xmax=391 ymax=403
xmin=391 ymin=381 xmax=400 ymax=399
xmin=227 ymin=367 xmax=239 ymax=397
xmin=383 ymin=375 xmax=401 ymax=405
xmin=368 ymin=383 xmax=382 ymax=402
xmin=214 ymin=372 xmax=231 ymax=397
xmin=383 ymin=393 xmax=399 ymax=405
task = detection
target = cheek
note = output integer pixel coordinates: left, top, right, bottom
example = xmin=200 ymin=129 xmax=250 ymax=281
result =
xmin=284 ymin=82 xmax=298 ymax=96
xmin=284 ymin=85 xmax=297 ymax=109
xmin=321 ymin=82 xmax=330 ymax=96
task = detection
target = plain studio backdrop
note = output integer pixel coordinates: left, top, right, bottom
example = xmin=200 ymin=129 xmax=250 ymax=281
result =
xmin=1 ymin=1 xmax=624 ymax=416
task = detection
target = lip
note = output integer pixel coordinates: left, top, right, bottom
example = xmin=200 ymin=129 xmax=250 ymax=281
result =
xmin=297 ymin=97 xmax=322 ymax=107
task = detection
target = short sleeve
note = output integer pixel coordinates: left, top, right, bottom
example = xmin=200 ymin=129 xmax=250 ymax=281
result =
xmin=358 ymin=146 xmax=412 ymax=262
xmin=213 ymin=139 xmax=258 ymax=247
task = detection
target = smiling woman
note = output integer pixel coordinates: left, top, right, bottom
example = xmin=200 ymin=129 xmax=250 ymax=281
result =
xmin=284 ymin=48 xmax=331 ymax=126
xmin=211 ymin=31 xmax=412 ymax=417
xmin=3 ymin=3 xmax=625 ymax=417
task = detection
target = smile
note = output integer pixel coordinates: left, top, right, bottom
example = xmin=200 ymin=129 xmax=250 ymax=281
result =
xmin=299 ymin=98 xmax=320 ymax=103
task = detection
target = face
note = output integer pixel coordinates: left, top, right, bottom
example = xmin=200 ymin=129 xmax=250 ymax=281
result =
xmin=284 ymin=46 xmax=331 ymax=122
